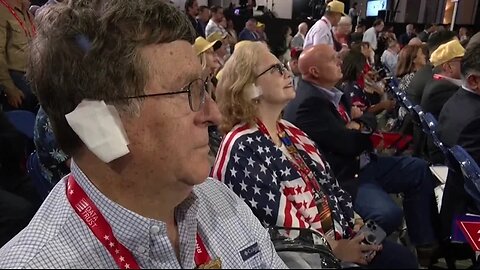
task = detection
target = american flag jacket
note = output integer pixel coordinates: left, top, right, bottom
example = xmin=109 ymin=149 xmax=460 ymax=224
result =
xmin=212 ymin=119 xmax=355 ymax=240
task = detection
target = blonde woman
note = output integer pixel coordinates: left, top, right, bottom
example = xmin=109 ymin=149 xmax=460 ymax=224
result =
xmin=193 ymin=37 xmax=222 ymax=161
xmin=210 ymin=41 xmax=416 ymax=268
xmin=193 ymin=37 xmax=222 ymax=77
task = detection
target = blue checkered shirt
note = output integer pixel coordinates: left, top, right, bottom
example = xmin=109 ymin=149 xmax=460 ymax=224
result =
xmin=0 ymin=161 xmax=287 ymax=269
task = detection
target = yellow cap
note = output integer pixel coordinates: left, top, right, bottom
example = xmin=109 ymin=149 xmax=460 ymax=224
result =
xmin=193 ymin=37 xmax=222 ymax=55
xmin=326 ymin=0 xmax=346 ymax=15
xmin=206 ymin=32 xmax=227 ymax=43
xmin=430 ymin=39 xmax=465 ymax=67
xmin=256 ymin=22 xmax=265 ymax=28
xmin=216 ymin=69 xmax=223 ymax=81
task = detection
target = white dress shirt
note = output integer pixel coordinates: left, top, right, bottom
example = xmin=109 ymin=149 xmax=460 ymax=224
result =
xmin=303 ymin=16 xmax=334 ymax=49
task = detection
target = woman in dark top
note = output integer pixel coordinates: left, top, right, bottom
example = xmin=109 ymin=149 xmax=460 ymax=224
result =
xmin=341 ymin=51 xmax=395 ymax=115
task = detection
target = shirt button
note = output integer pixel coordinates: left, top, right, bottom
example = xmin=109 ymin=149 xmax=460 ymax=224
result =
xmin=150 ymin=225 xmax=161 ymax=234
xmin=137 ymin=246 xmax=147 ymax=254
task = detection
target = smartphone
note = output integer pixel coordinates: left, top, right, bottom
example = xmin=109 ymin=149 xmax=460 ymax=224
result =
xmin=357 ymin=220 xmax=386 ymax=258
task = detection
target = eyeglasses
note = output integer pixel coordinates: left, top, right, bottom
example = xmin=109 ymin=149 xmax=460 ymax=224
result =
xmin=256 ymin=63 xmax=289 ymax=79
xmin=124 ymin=78 xmax=209 ymax=112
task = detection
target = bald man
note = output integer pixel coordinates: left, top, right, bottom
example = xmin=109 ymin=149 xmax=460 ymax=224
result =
xmin=283 ymin=44 xmax=438 ymax=267
xmin=291 ymin=22 xmax=308 ymax=48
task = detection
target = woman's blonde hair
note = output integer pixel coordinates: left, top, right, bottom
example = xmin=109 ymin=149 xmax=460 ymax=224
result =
xmin=198 ymin=48 xmax=213 ymax=71
xmin=216 ymin=41 xmax=267 ymax=134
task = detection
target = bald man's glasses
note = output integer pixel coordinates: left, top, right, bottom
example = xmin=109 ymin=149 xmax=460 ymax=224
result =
xmin=256 ymin=63 xmax=288 ymax=79
xmin=124 ymin=78 xmax=209 ymax=112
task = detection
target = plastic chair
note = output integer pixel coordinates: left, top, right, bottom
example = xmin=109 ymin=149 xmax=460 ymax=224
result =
xmin=4 ymin=110 xmax=36 ymax=139
xmin=26 ymin=151 xmax=53 ymax=200
xmin=449 ymin=145 xmax=480 ymax=209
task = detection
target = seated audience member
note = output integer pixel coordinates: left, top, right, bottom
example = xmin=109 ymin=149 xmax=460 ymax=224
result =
xmin=256 ymin=22 xmax=268 ymax=42
xmin=283 ymin=44 xmax=438 ymax=266
xmin=0 ymin=0 xmax=38 ymax=112
xmin=212 ymin=41 xmax=417 ymax=269
xmin=458 ymin=27 xmax=469 ymax=43
xmin=195 ymin=36 xmax=222 ymax=76
xmin=396 ymin=45 xmax=427 ymax=94
xmin=421 ymin=39 xmax=464 ymax=119
xmin=239 ymin=18 xmax=260 ymax=41
xmin=420 ymin=39 xmax=464 ymax=164
xmin=288 ymin=47 xmax=303 ymax=89
xmin=225 ymin=18 xmax=238 ymax=52
xmin=0 ymin=1 xmax=286 ymax=268
xmin=399 ymin=24 xmax=416 ymax=47
xmin=185 ymin=0 xmax=205 ymax=37
xmin=34 ymin=107 xmax=70 ymax=188
xmin=380 ymin=40 xmax=400 ymax=76
xmin=206 ymin=32 xmax=229 ymax=68
xmin=341 ymin=50 xmax=395 ymax=115
xmin=333 ymin=16 xmax=353 ymax=49
xmin=0 ymin=110 xmax=41 ymax=247
xmin=193 ymin=36 xmax=223 ymax=161
xmin=438 ymin=43 xmax=480 ymax=239
xmin=196 ymin=5 xmax=210 ymax=34
xmin=418 ymin=24 xmax=436 ymax=43
xmin=290 ymin=22 xmax=308 ymax=49
xmin=205 ymin=5 xmax=226 ymax=38
xmin=404 ymin=31 xmax=456 ymax=157
xmin=350 ymin=23 xmax=365 ymax=44
xmin=407 ymin=30 xmax=457 ymax=105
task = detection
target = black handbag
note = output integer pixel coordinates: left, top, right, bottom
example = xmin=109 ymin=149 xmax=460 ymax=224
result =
xmin=268 ymin=227 xmax=341 ymax=269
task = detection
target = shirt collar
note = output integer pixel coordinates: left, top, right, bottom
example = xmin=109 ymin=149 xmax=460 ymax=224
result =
xmin=462 ymin=85 xmax=480 ymax=96
xmin=70 ymin=160 xmax=200 ymax=260
xmin=320 ymin=16 xmax=332 ymax=30
xmin=313 ymin=84 xmax=343 ymax=107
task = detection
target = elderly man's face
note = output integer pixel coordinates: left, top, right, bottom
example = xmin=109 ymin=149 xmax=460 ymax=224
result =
xmin=312 ymin=46 xmax=343 ymax=85
xmin=125 ymin=41 xmax=220 ymax=188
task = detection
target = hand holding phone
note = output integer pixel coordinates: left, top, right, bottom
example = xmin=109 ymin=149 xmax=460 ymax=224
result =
xmin=356 ymin=220 xmax=386 ymax=259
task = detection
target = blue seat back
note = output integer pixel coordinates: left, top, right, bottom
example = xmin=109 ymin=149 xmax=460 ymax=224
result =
xmin=27 ymin=152 xmax=52 ymax=200
xmin=4 ymin=110 xmax=36 ymax=139
xmin=449 ymin=145 xmax=480 ymax=209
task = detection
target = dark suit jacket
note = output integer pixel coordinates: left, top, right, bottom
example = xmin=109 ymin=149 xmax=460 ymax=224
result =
xmin=420 ymin=80 xmax=459 ymax=163
xmin=283 ymin=79 xmax=376 ymax=197
xmin=417 ymin=30 xmax=430 ymax=43
xmin=438 ymin=88 xmax=480 ymax=238
xmin=407 ymin=64 xmax=433 ymax=105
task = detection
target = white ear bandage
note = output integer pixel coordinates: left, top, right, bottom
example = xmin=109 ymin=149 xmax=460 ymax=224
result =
xmin=245 ymin=84 xmax=263 ymax=100
xmin=65 ymin=100 xmax=130 ymax=163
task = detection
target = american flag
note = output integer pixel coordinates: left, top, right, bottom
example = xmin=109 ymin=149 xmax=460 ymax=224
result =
xmin=211 ymin=120 xmax=355 ymax=240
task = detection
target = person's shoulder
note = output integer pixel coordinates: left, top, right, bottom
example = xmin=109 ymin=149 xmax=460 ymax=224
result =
xmin=0 ymin=180 xmax=75 ymax=268
xmin=194 ymin=178 xmax=248 ymax=216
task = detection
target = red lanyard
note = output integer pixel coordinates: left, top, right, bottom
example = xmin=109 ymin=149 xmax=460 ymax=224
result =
xmin=66 ymin=175 xmax=212 ymax=269
xmin=256 ymin=119 xmax=334 ymax=233
xmin=0 ymin=0 xmax=36 ymax=37
xmin=256 ymin=119 xmax=323 ymax=194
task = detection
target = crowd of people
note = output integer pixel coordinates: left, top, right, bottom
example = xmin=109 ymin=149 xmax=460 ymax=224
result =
xmin=1 ymin=0 xmax=480 ymax=268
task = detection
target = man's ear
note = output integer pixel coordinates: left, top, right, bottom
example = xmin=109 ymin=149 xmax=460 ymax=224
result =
xmin=309 ymin=67 xmax=319 ymax=78
xmin=467 ymin=74 xmax=480 ymax=92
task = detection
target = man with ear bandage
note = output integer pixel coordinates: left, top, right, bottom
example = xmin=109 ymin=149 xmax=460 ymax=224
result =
xmin=0 ymin=1 xmax=286 ymax=268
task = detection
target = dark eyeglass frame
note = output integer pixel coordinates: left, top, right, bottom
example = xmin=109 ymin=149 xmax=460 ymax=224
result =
xmin=123 ymin=78 xmax=209 ymax=112
xmin=255 ymin=63 xmax=288 ymax=79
